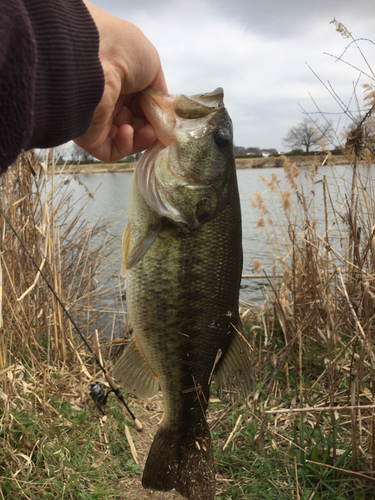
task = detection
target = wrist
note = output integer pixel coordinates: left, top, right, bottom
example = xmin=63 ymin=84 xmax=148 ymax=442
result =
xmin=82 ymin=1 xmax=126 ymax=87
xmin=82 ymin=0 xmax=162 ymax=95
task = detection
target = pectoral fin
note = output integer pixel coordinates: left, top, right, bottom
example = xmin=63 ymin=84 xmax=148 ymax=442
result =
xmin=113 ymin=336 xmax=159 ymax=398
xmin=213 ymin=321 xmax=254 ymax=400
xmin=126 ymin=218 xmax=166 ymax=270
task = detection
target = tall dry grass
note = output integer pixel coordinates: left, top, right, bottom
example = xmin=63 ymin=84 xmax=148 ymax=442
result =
xmin=0 ymin=150 xmax=123 ymax=417
xmin=0 ymin=152 xmax=143 ymax=500
xmin=244 ymin=115 xmax=375 ymax=488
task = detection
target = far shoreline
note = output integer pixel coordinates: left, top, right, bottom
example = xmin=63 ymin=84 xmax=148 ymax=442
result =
xmin=51 ymin=154 xmax=352 ymax=174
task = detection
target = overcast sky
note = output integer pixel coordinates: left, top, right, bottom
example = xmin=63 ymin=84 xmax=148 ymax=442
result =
xmin=91 ymin=0 xmax=375 ymax=152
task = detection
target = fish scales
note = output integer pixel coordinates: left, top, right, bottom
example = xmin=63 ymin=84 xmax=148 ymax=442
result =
xmin=113 ymin=87 xmax=254 ymax=500
xmin=127 ymin=185 xmax=241 ymax=415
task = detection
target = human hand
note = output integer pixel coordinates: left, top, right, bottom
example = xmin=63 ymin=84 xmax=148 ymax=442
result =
xmin=75 ymin=1 xmax=167 ymax=162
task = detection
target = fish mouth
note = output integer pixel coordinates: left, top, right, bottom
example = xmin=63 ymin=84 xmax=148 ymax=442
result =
xmin=135 ymin=88 xmax=228 ymax=229
xmin=137 ymin=90 xmax=176 ymax=147
xmin=138 ymin=87 xmax=224 ymax=148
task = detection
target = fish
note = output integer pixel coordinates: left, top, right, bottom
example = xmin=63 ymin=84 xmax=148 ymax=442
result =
xmin=113 ymin=87 xmax=254 ymax=500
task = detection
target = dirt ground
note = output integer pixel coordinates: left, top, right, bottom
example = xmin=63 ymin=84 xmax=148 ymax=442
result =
xmin=124 ymin=394 xmax=184 ymax=500
xmin=123 ymin=393 xmax=228 ymax=500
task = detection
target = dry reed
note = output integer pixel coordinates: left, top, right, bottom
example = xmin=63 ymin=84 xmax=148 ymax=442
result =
xmin=0 ymin=150 xmax=125 ymax=441
xmin=242 ymin=123 xmax=375 ymax=487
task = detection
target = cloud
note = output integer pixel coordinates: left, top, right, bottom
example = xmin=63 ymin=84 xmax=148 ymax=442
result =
xmin=91 ymin=0 xmax=375 ymax=150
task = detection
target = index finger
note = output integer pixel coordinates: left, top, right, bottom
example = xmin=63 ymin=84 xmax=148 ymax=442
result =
xmin=150 ymin=66 xmax=168 ymax=95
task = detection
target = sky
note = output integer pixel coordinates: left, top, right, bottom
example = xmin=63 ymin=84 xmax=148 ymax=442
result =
xmin=91 ymin=0 xmax=375 ymax=152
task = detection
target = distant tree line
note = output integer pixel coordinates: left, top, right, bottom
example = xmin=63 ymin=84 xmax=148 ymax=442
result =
xmin=233 ymin=146 xmax=278 ymax=156
xmin=282 ymin=113 xmax=375 ymax=154
xmin=36 ymin=143 xmax=144 ymax=164
xmin=70 ymin=145 xmax=143 ymax=163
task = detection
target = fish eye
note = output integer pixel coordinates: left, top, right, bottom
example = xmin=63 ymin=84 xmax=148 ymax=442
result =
xmin=214 ymin=129 xmax=230 ymax=148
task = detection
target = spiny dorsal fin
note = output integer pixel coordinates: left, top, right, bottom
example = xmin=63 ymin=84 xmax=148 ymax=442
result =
xmin=113 ymin=336 xmax=159 ymax=399
xmin=213 ymin=320 xmax=254 ymax=401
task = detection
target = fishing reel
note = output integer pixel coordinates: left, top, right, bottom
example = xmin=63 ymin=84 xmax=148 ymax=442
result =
xmin=89 ymin=381 xmax=142 ymax=430
xmin=90 ymin=382 xmax=113 ymax=416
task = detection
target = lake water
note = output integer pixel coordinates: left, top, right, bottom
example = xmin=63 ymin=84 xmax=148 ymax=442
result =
xmin=63 ymin=163 xmax=370 ymax=305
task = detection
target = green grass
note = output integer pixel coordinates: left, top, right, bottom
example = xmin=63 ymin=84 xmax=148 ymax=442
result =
xmin=213 ymin=408 xmax=375 ymax=499
xmin=3 ymin=391 xmax=374 ymax=500
xmin=0 ymin=394 xmax=140 ymax=499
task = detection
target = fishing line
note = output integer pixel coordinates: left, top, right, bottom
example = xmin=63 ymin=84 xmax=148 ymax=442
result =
xmin=0 ymin=207 xmax=142 ymax=431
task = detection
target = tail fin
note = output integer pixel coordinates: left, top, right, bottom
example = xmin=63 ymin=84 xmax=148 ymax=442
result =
xmin=142 ymin=422 xmax=216 ymax=500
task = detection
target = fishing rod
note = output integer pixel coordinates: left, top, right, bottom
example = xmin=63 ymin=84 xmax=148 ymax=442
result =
xmin=0 ymin=207 xmax=142 ymax=431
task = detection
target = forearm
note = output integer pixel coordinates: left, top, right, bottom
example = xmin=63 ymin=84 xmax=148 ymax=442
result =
xmin=0 ymin=0 xmax=105 ymax=172
xmin=23 ymin=0 xmax=105 ymax=149
xmin=0 ymin=0 xmax=167 ymax=170
xmin=0 ymin=0 xmax=36 ymax=172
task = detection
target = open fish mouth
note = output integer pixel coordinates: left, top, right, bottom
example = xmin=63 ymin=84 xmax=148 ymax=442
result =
xmin=138 ymin=87 xmax=225 ymax=146
xmin=135 ymin=87 xmax=230 ymax=229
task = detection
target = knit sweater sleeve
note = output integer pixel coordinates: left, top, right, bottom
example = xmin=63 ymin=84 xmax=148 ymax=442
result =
xmin=0 ymin=0 xmax=104 ymax=173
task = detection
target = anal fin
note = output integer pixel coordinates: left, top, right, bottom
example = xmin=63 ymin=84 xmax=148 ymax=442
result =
xmin=113 ymin=337 xmax=159 ymax=398
xmin=214 ymin=320 xmax=255 ymax=401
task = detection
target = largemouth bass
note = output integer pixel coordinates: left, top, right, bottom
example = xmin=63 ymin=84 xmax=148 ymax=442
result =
xmin=113 ymin=88 xmax=253 ymax=500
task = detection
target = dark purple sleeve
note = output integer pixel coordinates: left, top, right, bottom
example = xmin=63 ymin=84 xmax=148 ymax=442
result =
xmin=0 ymin=0 xmax=105 ymax=173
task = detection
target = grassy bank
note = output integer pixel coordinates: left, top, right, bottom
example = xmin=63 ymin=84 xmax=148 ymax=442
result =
xmin=0 ymin=152 xmax=133 ymax=499
xmin=51 ymin=161 xmax=136 ymax=174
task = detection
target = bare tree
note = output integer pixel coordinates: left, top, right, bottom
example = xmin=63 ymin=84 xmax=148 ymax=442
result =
xmin=71 ymin=144 xmax=94 ymax=162
xmin=283 ymin=118 xmax=332 ymax=153
xmin=35 ymin=144 xmax=66 ymax=163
